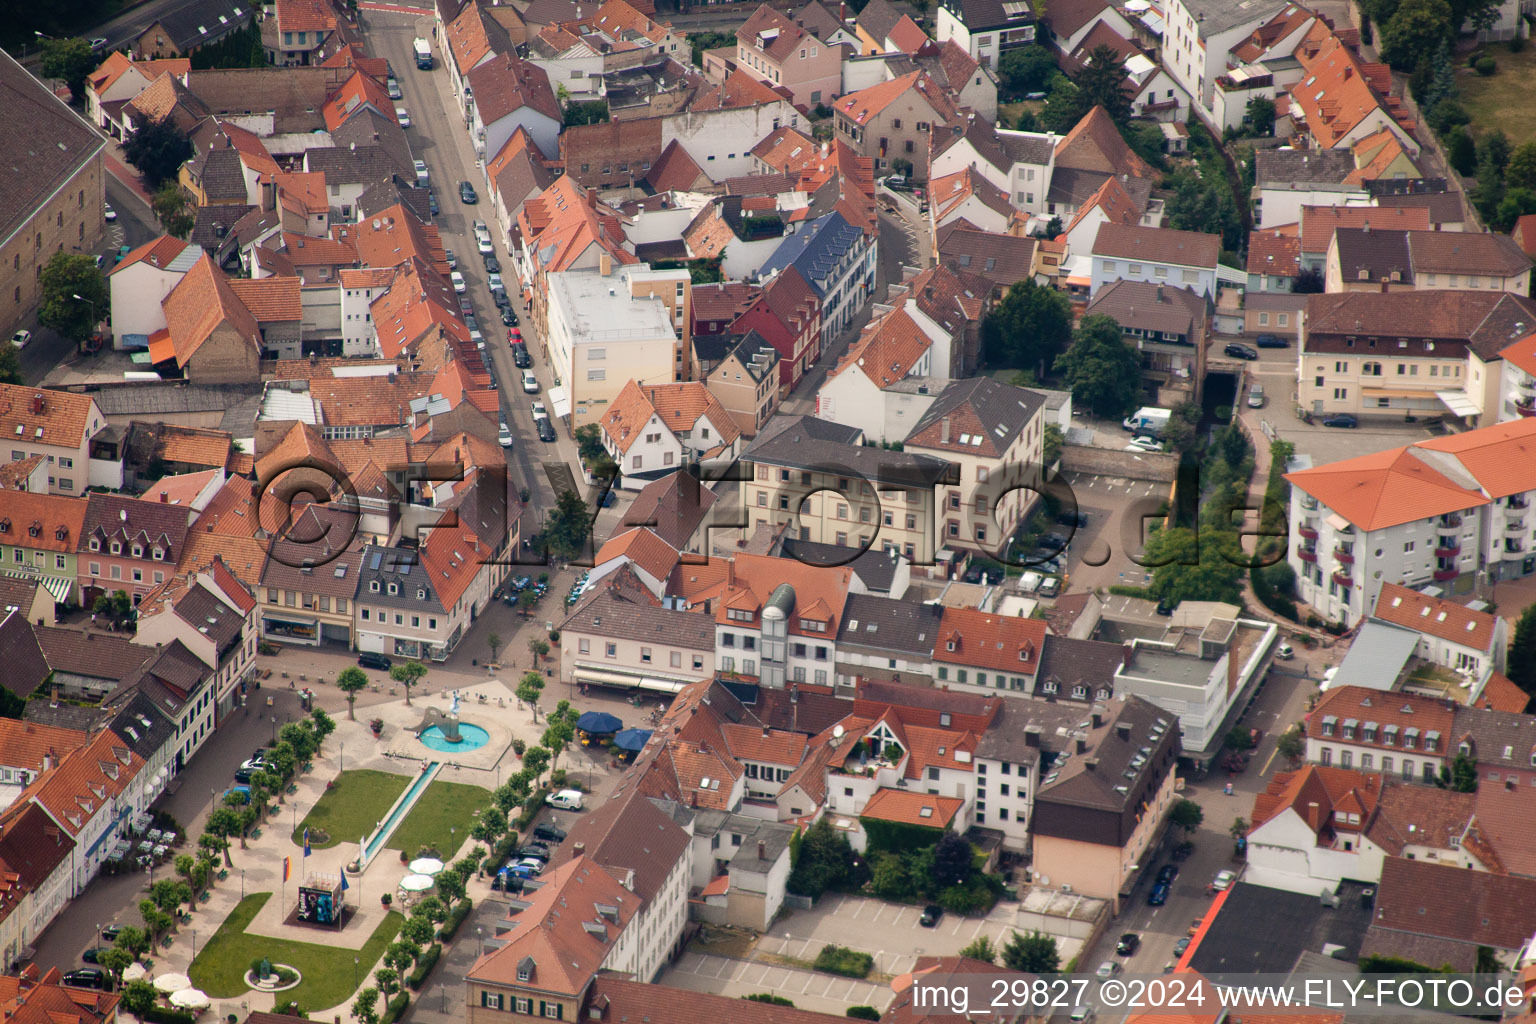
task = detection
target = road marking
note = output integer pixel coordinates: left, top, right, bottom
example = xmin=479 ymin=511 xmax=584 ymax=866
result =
xmin=1259 ymin=745 xmax=1279 ymax=776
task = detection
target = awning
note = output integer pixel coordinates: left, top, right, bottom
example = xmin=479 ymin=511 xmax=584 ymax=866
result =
xmin=147 ymin=330 xmax=177 ymax=366
xmin=573 ymin=665 xmax=695 ymax=693
xmin=1325 ymin=512 xmax=1354 ymax=532
xmin=1436 ymin=389 xmax=1482 ymax=417
xmin=1361 ymin=386 xmax=1430 ymax=399
xmin=549 ymin=385 xmax=571 ymax=420
xmin=3 ymin=571 xmax=72 ymax=603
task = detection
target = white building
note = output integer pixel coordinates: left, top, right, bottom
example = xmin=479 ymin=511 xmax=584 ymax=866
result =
xmin=1159 ymin=0 xmax=1286 ymax=117
xmin=132 ymin=558 xmax=259 ymax=722
xmin=1089 ymin=223 xmax=1222 ymax=300
xmin=107 ymin=236 xmax=201 ymax=350
xmin=1285 ymin=418 xmax=1536 ymax=625
xmin=934 ymin=0 xmax=1037 ymax=70
xmin=338 ymin=267 xmax=394 ymax=357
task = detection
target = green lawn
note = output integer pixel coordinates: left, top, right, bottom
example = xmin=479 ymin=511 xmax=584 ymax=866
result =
xmin=385 ymin=779 xmax=491 ymax=858
xmin=1461 ymin=46 xmax=1536 ymax=144
xmin=291 ymin=770 xmax=409 ymax=850
xmin=189 ymin=893 xmax=402 ymax=1010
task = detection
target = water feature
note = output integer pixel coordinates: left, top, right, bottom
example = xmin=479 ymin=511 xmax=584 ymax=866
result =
xmin=419 ymin=722 xmax=489 ymax=752
xmin=362 ymin=762 xmax=438 ymax=863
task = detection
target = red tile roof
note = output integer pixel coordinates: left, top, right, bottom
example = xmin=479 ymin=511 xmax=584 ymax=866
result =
xmin=860 ymin=787 xmax=963 ymax=827
xmin=828 ymin=307 xmax=931 ymax=386
xmin=594 ymin=527 xmax=679 ymax=582
xmin=1284 ymin=443 xmax=1490 ymax=532
xmin=108 ymin=235 xmax=191 ymax=276
xmin=160 ymin=253 xmax=262 ymax=368
xmin=1306 ymin=685 xmax=1457 ymax=753
xmin=1250 ymin=764 xmax=1382 ymax=838
xmin=1245 ymin=229 xmax=1301 ymax=277
xmin=0 ymin=385 xmax=101 ymax=451
xmin=1298 ymin=203 xmax=1430 ymax=255
xmin=933 ymin=606 xmax=1045 ymax=675
xmin=27 ymin=729 xmax=145 ymax=836
xmin=1373 ymin=582 xmax=1498 ymax=653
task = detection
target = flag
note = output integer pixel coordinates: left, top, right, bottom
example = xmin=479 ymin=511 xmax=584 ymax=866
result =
xmin=283 ymin=856 xmax=290 ymax=882
xmin=303 ymin=829 xmax=311 ymax=858
xmin=341 ymin=872 xmax=349 ymax=891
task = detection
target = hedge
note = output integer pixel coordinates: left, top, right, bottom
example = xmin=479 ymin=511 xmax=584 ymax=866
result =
xmin=383 ymin=992 xmax=410 ymax=1024
xmin=814 ymin=945 xmax=873 ymax=979
xmin=407 ymin=943 xmax=442 ymax=990
xmin=438 ymin=897 xmax=474 ymax=941
xmin=860 ymin=818 xmax=943 ymax=856
xmin=847 ymin=1008 xmax=882 ymax=1020
xmin=143 ymin=1010 xmax=195 ymax=1024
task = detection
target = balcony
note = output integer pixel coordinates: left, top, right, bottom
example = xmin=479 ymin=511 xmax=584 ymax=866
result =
xmin=1505 ymin=541 xmax=1527 ymax=560
xmin=1333 ymin=546 xmax=1355 ymax=564
xmin=1507 ymin=519 xmax=1526 ymax=534
xmin=1520 ymin=376 xmax=1536 ymax=396
xmin=1298 ymin=525 xmax=1319 ymax=540
xmin=1298 ymin=546 xmax=1318 ymax=563
xmin=1510 ymin=495 xmax=1530 ymax=511
xmin=1434 ymin=566 xmax=1459 ymax=582
xmin=1434 ymin=539 xmax=1460 ymax=558
xmin=1515 ymin=397 xmax=1536 ymax=418
xmin=1332 ymin=568 xmax=1353 ymax=588
xmin=1439 ymin=514 xmax=1462 ymax=528
xmin=1299 ymin=495 xmax=1319 ymax=511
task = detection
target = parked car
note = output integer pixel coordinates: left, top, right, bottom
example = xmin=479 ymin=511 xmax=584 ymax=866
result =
xmin=492 ymin=286 xmax=510 ymax=308
xmin=82 ymin=947 xmax=109 ymax=964
xmin=1156 ymin=864 xmax=1178 ymax=885
xmin=395 ymin=106 xmax=411 ymax=128
xmin=412 ymin=159 xmax=428 ymax=186
xmin=1095 ymin=961 xmax=1121 ymax=980
xmin=10 ymin=331 xmax=30 ymax=349
xmin=459 ymin=181 xmax=478 ymax=204
xmin=1056 ymin=509 xmax=1088 ymax=528
xmin=1126 ymin=436 xmax=1164 ymax=453
xmin=1037 ymin=533 xmax=1069 ymax=551
xmin=513 ymin=856 xmax=545 ymax=875
xmin=504 ymin=306 xmax=519 ymax=325
xmin=522 ymin=370 xmax=540 ymax=394
xmin=358 ymin=652 xmax=392 ymax=670
xmin=483 ymin=254 xmax=501 ymax=274
xmin=1276 ymin=641 xmax=1294 ymax=659
xmin=444 ymin=248 xmax=456 ymax=269
xmin=1211 ymin=869 xmax=1236 ymax=891
xmin=518 ymin=842 xmax=551 ymax=862
xmin=477 ymin=236 xmax=494 ymax=256
xmin=919 ymin=904 xmax=942 ymax=927
xmin=530 ymin=400 xmax=547 ymax=418
xmin=1148 ymin=881 xmax=1170 ymax=905
xmin=387 ymin=77 xmax=402 ymax=99
xmin=884 ymin=175 xmax=911 ymax=192
xmin=487 ymin=272 xmax=504 ymax=292
xmin=512 ymin=343 xmax=531 ymax=368
xmin=1321 ymin=413 xmax=1358 ymax=428
xmin=533 ymin=822 xmax=567 ymax=844
xmin=427 ymin=193 xmax=439 ymax=216
xmin=62 ymin=969 xmax=107 ymax=990
xmin=498 ymin=422 xmax=513 ymax=448
xmin=103 ymin=203 xmax=116 ymax=222
xmin=450 ymin=271 xmax=466 ymax=293
xmin=1116 ymin=933 xmax=1140 ymax=956
xmin=464 ymin=313 xmax=479 ymax=333
xmin=1069 ymin=1007 xmax=1095 ymax=1024
xmin=101 ymin=925 xmax=123 ymax=942
xmin=1248 ymin=384 xmax=1265 ymax=408
xmin=1224 ymin=343 xmax=1258 ymax=360
xmin=1255 ymin=333 xmax=1288 ymax=348
xmin=89 ymin=37 xmax=109 ymax=52
xmin=1173 ymin=937 xmax=1191 ymax=956
xmin=536 ymin=418 xmax=556 ymax=443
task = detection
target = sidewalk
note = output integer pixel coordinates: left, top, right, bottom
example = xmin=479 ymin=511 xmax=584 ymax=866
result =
xmin=103 ymin=137 xmax=155 ymax=210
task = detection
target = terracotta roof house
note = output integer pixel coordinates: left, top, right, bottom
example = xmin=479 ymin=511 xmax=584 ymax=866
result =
xmin=1364 ymin=856 xmax=1536 ymax=970
xmin=152 ymin=253 xmax=264 ymax=382
xmin=467 ymin=53 xmax=562 ymax=163
xmin=77 ymin=492 xmax=194 ymax=605
xmin=1290 ymin=22 xmax=1417 ymax=154
xmin=1305 ymin=685 xmax=1457 ymax=783
xmin=833 ymin=70 xmax=959 ymax=180
xmin=734 ymin=4 xmax=843 ymax=109
xmin=936 ymin=220 xmax=1037 ymax=289
xmin=599 ymin=381 xmax=742 ymax=489
xmin=1244 ymin=764 xmax=1385 ymax=893
xmin=268 ymin=0 xmax=339 ymax=66
xmin=1085 ymin=279 xmax=1211 ymax=404
xmin=1090 ymin=222 xmax=1222 ymax=299
xmin=1246 ymin=228 xmax=1301 ymax=292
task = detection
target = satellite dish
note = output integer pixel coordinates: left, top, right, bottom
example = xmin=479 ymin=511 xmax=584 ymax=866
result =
xmin=833 ymin=724 xmax=845 ymax=739
xmin=1124 ymin=0 xmax=1150 ymax=10
xmin=1037 ymin=875 xmax=1049 ymax=886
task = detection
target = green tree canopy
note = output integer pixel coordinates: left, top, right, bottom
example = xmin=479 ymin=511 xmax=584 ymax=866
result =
xmin=1055 ymin=314 xmax=1142 ymax=419
xmin=1170 ymin=798 xmax=1204 ymax=833
xmin=1380 ymin=0 xmax=1452 ymax=70
xmin=39 ymin=252 xmax=107 ymax=346
xmin=997 ymin=45 xmax=1058 ymax=99
xmin=1245 ymin=97 xmax=1276 ymax=136
xmin=152 ymin=183 xmax=194 ymax=239
xmin=542 ymin=489 xmax=593 ymax=560
xmin=389 ymin=660 xmax=427 ymax=705
xmin=123 ymin=116 xmax=193 ymax=189
xmin=1001 ymin=931 xmax=1060 ymax=974
xmin=40 ymin=38 xmax=96 ymax=105
xmin=979 ymin=278 xmax=1072 ymax=375
xmin=1507 ymin=604 xmax=1536 ymax=702
xmin=1144 ymin=525 xmax=1246 ymax=606
xmin=336 ymin=666 xmax=368 ymax=719
xmin=1072 ymin=49 xmax=1132 ymax=125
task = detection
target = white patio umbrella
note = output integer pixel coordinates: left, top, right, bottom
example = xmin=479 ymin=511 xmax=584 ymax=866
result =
xmin=153 ymin=972 xmax=192 ymax=994
xmin=407 ymin=858 xmax=444 ymax=876
xmin=398 ymin=873 xmax=433 ymax=892
xmin=121 ymin=963 xmax=147 ymax=983
xmin=170 ymin=989 xmax=210 ymax=1010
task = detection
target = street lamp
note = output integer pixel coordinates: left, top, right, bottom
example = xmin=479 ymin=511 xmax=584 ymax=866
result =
xmin=191 ymin=929 xmax=196 ymax=962
xmin=353 ymin=956 xmax=359 ymax=991
xmin=241 ymin=869 xmax=245 ymax=899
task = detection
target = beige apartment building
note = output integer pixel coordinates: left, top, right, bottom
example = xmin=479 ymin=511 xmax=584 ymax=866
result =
xmin=706 ymin=332 xmax=780 ymax=438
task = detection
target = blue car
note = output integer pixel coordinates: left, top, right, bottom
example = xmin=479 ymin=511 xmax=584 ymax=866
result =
xmin=1148 ymin=881 xmax=1170 ymax=906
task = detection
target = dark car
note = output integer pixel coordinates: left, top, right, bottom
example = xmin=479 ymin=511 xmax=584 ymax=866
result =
xmin=1037 ymin=533 xmax=1069 ymax=551
xmin=464 ymin=314 xmax=479 ymax=333
xmin=483 ymin=254 xmax=501 ymax=274
xmin=1056 ymin=509 xmax=1088 ymax=528
xmin=1322 ymin=413 xmax=1358 ymax=428
xmin=458 ymin=296 xmax=474 ymax=315
xmin=1224 ymin=343 xmax=1258 ymax=360
xmin=358 ymin=652 xmax=392 ymax=671
xmin=536 ymin=418 xmax=557 ymax=443
xmin=1173 ymin=937 xmax=1191 ymax=957
xmin=1116 ymin=933 xmax=1140 ymax=956
xmin=101 ymin=924 xmax=123 ymax=942
xmin=1148 ymin=881 xmax=1170 ymax=906
xmin=82 ymin=947 xmax=109 ymax=964
xmin=1156 ymin=864 xmax=1178 ymax=885
xmin=427 ymin=193 xmax=439 ymax=216
xmin=512 ymin=344 xmax=532 ymax=368
xmin=533 ymin=822 xmax=567 ymax=844
xmin=501 ymin=308 xmax=518 ymax=326
xmin=234 ymin=767 xmax=257 ymax=784
xmin=1155 ymin=598 xmax=1174 ymax=616
xmin=492 ymin=286 xmax=510 ymax=308
xmin=504 ymin=307 xmax=519 ymax=325
xmin=492 ymin=871 xmax=526 ymax=894
xmin=62 ymin=969 xmax=107 ymax=990
xmin=1255 ymin=333 xmax=1288 ymax=348
xmin=919 ymin=904 xmax=943 ymax=927
xmin=459 ymin=181 xmax=478 ymax=204
xmin=518 ymin=842 xmax=551 ymax=862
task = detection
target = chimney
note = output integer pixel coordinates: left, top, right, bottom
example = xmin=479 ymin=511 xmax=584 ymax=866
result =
xmin=1156 ymin=284 xmax=1165 ymax=302
xmin=574 ymin=842 xmax=585 ymax=854
xmin=1024 ymin=725 xmax=1041 ymax=747
xmin=1091 ymin=706 xmax=1104 ymax=728
xmin=1305 ymin=801 xmax=1321 ymax=832
xmin=940 ymin=417 xmax=950 ymax=443
xmin=757 ymin=839 xmax=766 ymax=859
xmin=159 ymin=491 xmax=168 ymax=503
xmin=1075 ymin=736 xmax=1087 ymax=754
xmin=763 ymin=725 xmax=770 ymax=737
xmin=1121 ymin=642 xmax=1134 ymax=669
xmin=600 ymin=252 xmax=613 ymax=276
xmin=1116 ymin=721 xmax=1132 ymax=741
xmin=1084 ymin=757 xmax=1099 ymax=771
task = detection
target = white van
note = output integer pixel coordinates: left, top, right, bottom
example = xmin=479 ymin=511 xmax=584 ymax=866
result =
xmin=546 ymin=789 xmax=584 ymax=810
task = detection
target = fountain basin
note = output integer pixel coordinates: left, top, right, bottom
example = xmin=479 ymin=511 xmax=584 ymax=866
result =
xmin=419 ymin=722 xmax=489 ymax=751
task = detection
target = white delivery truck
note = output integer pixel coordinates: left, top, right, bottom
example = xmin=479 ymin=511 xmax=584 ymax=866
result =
xmin=413 ymin=37 xmax=434 ymax=69
xmin=1122 ymin=406 xmax=1172 ymax=437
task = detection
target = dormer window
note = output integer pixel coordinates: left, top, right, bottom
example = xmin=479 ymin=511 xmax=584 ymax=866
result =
xmin=27 ymin=521 xmax=39 ymax=537
xmin=153 ymin=547 xmax=164 ymax=560
xmin=110 ymin=542 xmax=120 ymax=555
xmin=417 ymin=589 xmax=426 ymax=600
xmin=0 ymin=519 xmax=10 ymax=533
xmin=370 ymin=581 xmax=379 ymax=592
xmin=132 ymin=544 xmax=142 ymax=557
xmin=88 ymin=538 xmax=98 ymax=551
xmin=946 ymin=640 xmax=956 ymax=651
xmin=388 ymin=583 xmax=398 ymax=595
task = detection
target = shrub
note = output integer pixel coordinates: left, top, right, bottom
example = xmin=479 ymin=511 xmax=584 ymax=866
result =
xmin=438 ymin=897 xmax=474 ymax=941
xmin=1512 ymin=33 xmax=1527 ymax=53
xmin=383 ymin=993 xmax=410 ymax=1024
xmin=143 ymin=1010 xmax=196 ymax=1024
xmin=511 ymin=738 xmax=527 ymax=756
xmin=847 ymin=1008 xmax=882 ymax=1020
xmin=272 ymin=1003 xmax=307 ymax=1018
xmin=814 ymin=945 xmax=874 ymax=979
xmin=1477 ymin=56 xmax=1497 ymax=75
xmin=744 ymin=994 xmax=796 ymax=1006
xmin=938 ymin=878 xmax=998 ymax=915
xmin=407 ymin=944 xmax=442 ymax=990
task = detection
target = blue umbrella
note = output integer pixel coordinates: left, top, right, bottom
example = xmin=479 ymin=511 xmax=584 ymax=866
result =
xmin=576 ymin=711 xmax=623 ymax=734
xmin=613 ymin=728 xmax=652 ymax=752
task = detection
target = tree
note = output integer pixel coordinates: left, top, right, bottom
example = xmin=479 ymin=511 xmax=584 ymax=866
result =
xmin=412 ymin=895 xmax=447 ymax=924
xmin=389 ymin=660 xmax=427 ymax=705
xmin=336 ymin=666 xmax=368 ymax=720
xmin=1244 ymin=97 xmax=1276 ymax=136
xmin=374 ymin=967 xmax=399 ymax=998
xmin=1043 ymin=423 xmax=1064 ymax=468
xmin=1508 ymin=604 xmax=1536 ymax=700
xmin=198 ymin=831 xmax=228 ymax=867
xmin=787 ymin=818 xmax=858 ymax=899
xmin=1380 ymin=0 xmax=1452 ymax=70
xmin=352 ymin=986 xmax=380 ymax=1024
xmin=114 ymin=925 xmax=149 ymax=960
xmin=1170 ymin=798 xmax=1204 ymax=834
xmin=870 ymin=852 xmax=912 ymax=900
xmin=541 ymin=718 xmax=575 ymax=770
xmin=206 ymin=807 xmax=244 ymax=864
xmin=517 ymin=588 xmax=538 ymax=618
xmin=382 ymin=943 xmax=414 ymax=977
xmin=931 ymin=833 xmax=973 ymax=889
xmin=1145 ymin=526 xmax=1246 ymax=606
xmin=521 ymin=745 xmax=551 ymax=785
xmin=997 ymin=45 xmax=1058 ymax=99
xmin=959 ymin=935 xmax=998 ymax=964
xmin=40 ymin=38 xmax=97 ymax=105
xmin=38 ymin=252 xmax=108 ymax=349
xmin=1164 ymin=169 xmax=1241 ymax=253
xmin=979 ymin=278 xmax=1072 ymax=375
xmin=1436 ymin=753 xmax=1478 ymax=792
xmin=1276 ymin=726 xmax=1306 ymax=765
xmin=542 ymin=490 xmax=593 ymax=560
xmin=93 ymin=589 xmax=133 ymax=624
xmin=98 ymin=947 xmax=133 ymax=988
xmin=1001 ymin=931 xmax=1060 ymax=974
xmin=280 ymin=721 xmax=319 ymax=762
xmin=123 ymin=116 xmax=193 ymax=189
xmin=0 ymin=688 xmax=24 ymax=720
xmin=1225 ymin=726 xmax=1256 ymax=752
xmin=516 ymin=671 xmax=545 ymax=720
xmin=1039 ymin=75 xmax=1083 ymax=134
xmin=121 ymin=979 xmax=158 ymax=1017
xmin=487 ymin=632 xmax=503 ymax=665
xmin=1073 ymin=51 xmax=1131 ymax=125
xmin=1229 ymin=817 xmax=1249 ymax=840
xmin=1055 ymin=314 xmax=1142 ymax=419
xmin=152 ymin=183 xmax=194 ymax=239
xmin=310 ymin=708 xmax=336 ymax=751
xmin=527 ymin=637 xmax=550 ymax=663
xmin=401 ymin=916 xmax=435 ymax=947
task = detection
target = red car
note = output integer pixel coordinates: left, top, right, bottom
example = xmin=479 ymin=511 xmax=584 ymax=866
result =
xmin=508 ymin=327 xmax=521 ymax=342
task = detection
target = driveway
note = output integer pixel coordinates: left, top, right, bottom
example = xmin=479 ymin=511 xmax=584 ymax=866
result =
xmin=764 ymin=893 xmax=1035 ymax=973
xmin=1055 ymin=470 xmax=1172 ymax=594
xmin=663 ymin=952 xmax=894 ymax=1016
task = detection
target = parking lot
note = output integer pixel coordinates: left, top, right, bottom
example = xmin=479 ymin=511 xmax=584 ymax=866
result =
xmin=1055 ymin=470 xmax=1171 ymax=594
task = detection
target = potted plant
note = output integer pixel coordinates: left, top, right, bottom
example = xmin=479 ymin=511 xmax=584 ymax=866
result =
xmin=370 ymin=718 xmax=384 ymax=737
xmin=381 ymin=892 xmax=392 ymax=907
xmin=512 ymin=738 xmax=526 ymax=758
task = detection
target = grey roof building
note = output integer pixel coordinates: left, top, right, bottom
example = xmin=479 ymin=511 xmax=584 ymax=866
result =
xmin=835 ymin=593 xmax=943 ymax=664
xmin=356 ymin=544 xmax=450 ymax=616
xmin=744 ymin=414 xmax=955 ymax=490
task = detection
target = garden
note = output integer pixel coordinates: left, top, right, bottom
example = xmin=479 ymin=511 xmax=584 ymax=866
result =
xmin=386 ymin=779 xmax=492 ymax=859
xmin=290 ymin=770 xmax=410 ymax=850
